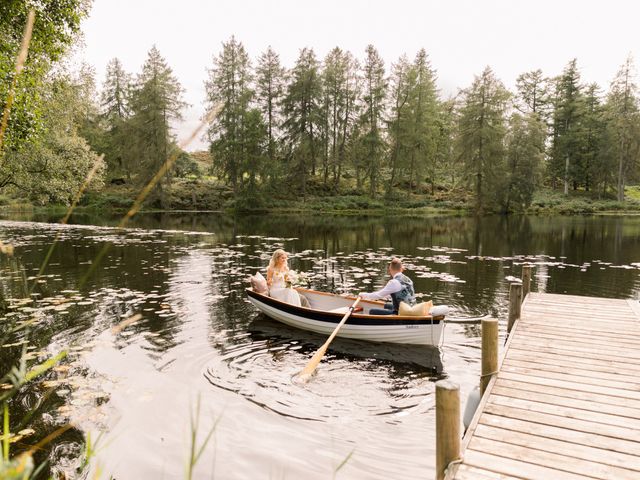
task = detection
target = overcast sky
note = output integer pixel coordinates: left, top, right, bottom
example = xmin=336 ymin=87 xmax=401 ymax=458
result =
xmin=78 ymin=0 xmax=640 ymax=151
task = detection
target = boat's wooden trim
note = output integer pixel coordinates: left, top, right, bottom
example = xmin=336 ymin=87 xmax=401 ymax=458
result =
xmin=247 ymin=287 xmax=439 ymax=322
xmin=294 ymin=287 xmax=386 ymax=306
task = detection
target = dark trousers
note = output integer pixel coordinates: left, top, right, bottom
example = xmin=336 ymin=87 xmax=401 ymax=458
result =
xmin=369 ymin=302 xmax=396 ymax=315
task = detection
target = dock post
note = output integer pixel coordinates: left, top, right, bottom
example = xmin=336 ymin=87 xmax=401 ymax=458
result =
xmin=521 ymin=265 xmax=532 ymax=301
xmin=507 ymin=283 xmax=522 ymax=334
xmin=481 ymin=318 xmax=498 ymax=396
xmin=436 ymin=380 xmax=460 ymax=480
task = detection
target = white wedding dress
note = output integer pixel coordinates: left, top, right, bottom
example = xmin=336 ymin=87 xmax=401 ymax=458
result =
xmin=269 ymin=270 xmax=301 ymax=307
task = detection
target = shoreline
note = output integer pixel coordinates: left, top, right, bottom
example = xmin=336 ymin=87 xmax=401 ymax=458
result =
xmin=3 ymin=186 xmax=640 ymax=218
xmin=2 ymin=204 xmax=640 ymax=219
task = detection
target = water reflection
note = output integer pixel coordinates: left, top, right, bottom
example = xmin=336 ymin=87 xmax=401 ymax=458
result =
xmin=0 ymin=214 xmax=639 ymax=479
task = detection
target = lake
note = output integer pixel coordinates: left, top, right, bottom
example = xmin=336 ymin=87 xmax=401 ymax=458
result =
xmin=1 ymin=212 xmax=639 ymax=479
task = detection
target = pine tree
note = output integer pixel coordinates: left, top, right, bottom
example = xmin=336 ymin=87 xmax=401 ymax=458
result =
xmin=515 ymin=69 xmax=550 ymax=117
xmin=503 ymin=112 xmax=545 ymax=211
xmin=435 ymin=98 xmax=457 ymax=189
xmin=408 ymin=48 xmax=439 ymax=192
xmin=281 ymin=47 xmax=322 ymax=198
xmin=386 ymin=54 xmax=413 ymax=195
xmin=605 ymin=55 xmax=640 ymax=201
xmin=320 ymin=48 xmax=362 ymax=190
xmin=456 ymin=66 xmax=510 ymax=213
xmin=550 ymin=59 xmax=584 ymax=194
xmin=242 ymin=108 xmax=268 ymax=191
xmin=100 ymin=58 xmax=132 ymax=177
xmin=255 ymin=47 xmax=285 ymax=177
xmin=129 ymin=46 xmax=186 ymax=206
xmin=578 ymin=84 xmax=606 ymax=193
xmin=205 ymin=36 xmax=253 ymax=193
xmin=336 ymin=53 xmax=360 ymax=188
xmin=359 ymin=45 xmax=387 ymax=197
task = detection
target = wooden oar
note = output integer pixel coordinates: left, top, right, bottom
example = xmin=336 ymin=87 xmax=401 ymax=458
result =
xmin=298 ymin=297 xmax=361 ymax=382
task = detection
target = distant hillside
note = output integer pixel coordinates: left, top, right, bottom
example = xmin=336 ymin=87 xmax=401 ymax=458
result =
xmin=190 ymin=150 xmax=212 ymax=174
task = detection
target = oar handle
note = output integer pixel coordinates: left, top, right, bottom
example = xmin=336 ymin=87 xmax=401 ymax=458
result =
xmin=299 ymin=297 xmax=361 ymax=379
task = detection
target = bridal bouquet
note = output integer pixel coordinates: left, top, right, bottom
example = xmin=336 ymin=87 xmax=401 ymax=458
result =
xmin=285 ymin=270 xmax=308 ymax=288
xmin=284 ymin=270 xmax=298 ymax=288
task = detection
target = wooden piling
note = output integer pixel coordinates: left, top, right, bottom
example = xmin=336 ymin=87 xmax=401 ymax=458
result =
xmin=507 ymin=283 xmax=522 ymax=334
xmin=436 ymin=380 xmax=460 ymax=480
xmin=480 ymin=318 xmax=498 ymax=396
xmin=521 ymin=264 xmax=532 ymax=301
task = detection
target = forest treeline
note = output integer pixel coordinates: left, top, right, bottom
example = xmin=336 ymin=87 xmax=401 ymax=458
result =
xmin=1 ymin=1 xmax=639 ymax=212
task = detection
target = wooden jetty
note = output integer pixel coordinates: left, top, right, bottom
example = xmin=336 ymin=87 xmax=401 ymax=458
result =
xmin=442 ymin=291 xmax=640 ymax=480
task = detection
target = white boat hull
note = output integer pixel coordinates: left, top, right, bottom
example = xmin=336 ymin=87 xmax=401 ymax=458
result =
xmin=246 ymin=288 xmax=445 ymax=346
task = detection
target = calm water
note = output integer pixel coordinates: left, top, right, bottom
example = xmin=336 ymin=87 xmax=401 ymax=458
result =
xmin=1 ymin=213 xmax=639 ymax=479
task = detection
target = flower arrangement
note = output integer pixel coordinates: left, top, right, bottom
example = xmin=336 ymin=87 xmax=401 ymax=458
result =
xmin=285 ymin=270 xmax=307 ymax=288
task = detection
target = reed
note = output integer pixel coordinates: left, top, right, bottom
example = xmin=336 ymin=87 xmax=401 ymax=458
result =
xmin=186 ymin=395 xmax=220 ymax=480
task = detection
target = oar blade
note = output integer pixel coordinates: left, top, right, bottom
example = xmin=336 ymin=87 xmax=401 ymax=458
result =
xmin=299 ymin=344 xmax=328 ymax=378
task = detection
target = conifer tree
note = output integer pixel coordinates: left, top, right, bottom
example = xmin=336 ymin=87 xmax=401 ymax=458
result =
xmin=456 ymin=66 xmax=510 ymax=212
xmin=129 ymin=46 xmax=186 ymax=206
xmin=579 ymin=84 xmax=607 ymax=193
xmin=320 ymin=48 xmax=362 ymax=189
xmin=550 ymin=59 xmax=584 ymax=194
xmin=387 ymin=54 xmax=413 ymax=195
xmin=100 ymin=58 xmax=132 ymax=177
xmin=359 ymin=45 xmax=387 ymax=197
xmin=503 ymin=112 xmax=545 ymax=211
xmin=408 ymin=48 xmax=439 ymax=192
xmin=605 ymin=56 xmax=640 ymax=201
xmin=281 ymin=47 xmax=322 ymax=197
xmin=205 ymin=36 xmax=253 ymax=193
xmin=255 ymin=47 xmax=285 ymax=175
xmin=515 ymin=69 xmax=550 ymax=117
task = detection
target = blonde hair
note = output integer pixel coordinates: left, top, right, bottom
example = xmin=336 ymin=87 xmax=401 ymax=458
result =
xmin=268 ymin=249 xmax=288 ymax=271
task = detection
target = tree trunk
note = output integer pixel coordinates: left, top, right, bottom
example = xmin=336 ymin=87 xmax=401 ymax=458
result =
xmin=617 ymin=139 xmax=625 ymax=202
xmin=563 ymin=154 xmax=569 ymax=195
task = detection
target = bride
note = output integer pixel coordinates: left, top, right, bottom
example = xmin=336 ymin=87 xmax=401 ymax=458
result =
xmin=267 ymin=249 xmax=302 ymax=307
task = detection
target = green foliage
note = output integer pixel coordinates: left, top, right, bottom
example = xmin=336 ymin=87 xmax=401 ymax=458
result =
xmin=206 ymin=36 xmax=253 ymax=192
xmin=604 ymin=55 xmax=640 ymax=201
xmin=319 ymin=48 xmax=359 ymax=189
xmin=0 ymin=0 xmax=92 ymax=153
xmin=281 ymin=47 xmax=323 ymax=197
xmin=99 ymin=57 xmax=133 ymax=176
xmin=515 ymin=69 xmax=551 ymax=118
xmin=500 ymin=113 xmax=545 ymax=212
xmin=255 ymin=46 xmax=285 ymax=172
xmin=127 ymin=46 xmax=186 ymax=207
xmin=529 ymin=189 xmax=640 ymax=214
xmin=455 ymin=66 xmax=510 ymax=212
xmin=174 ymin=151 xmax=200 ymax=178
xmin=81 ymin=189 xmax=134 ymax=210
xmin=358 ymin=45 xmax=387 ymax=197
xmin=0 ymin=67 xmax=105 ymax=203
xmin=549 ymin=59 xmax=584 ymax=194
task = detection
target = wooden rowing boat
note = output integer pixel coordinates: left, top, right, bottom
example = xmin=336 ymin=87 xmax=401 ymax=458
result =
xmin=246 ymin=287 xmax=448 ymax=346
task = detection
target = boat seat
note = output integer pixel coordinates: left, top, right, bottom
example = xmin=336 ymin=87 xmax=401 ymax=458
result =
xmin=328 ymin=306 xmax=363 ymax=314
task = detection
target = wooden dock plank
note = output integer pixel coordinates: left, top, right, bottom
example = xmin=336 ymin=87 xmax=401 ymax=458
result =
xmin=454 ymin=464 xmax=521 ymax=480
xmin=450 ymin=293 xmax=640 ymax=479
xmin=479 ymin=412 xmax=640 ymax=456
xmin=462 ymin=448 xmax=594 ymax=480
xmin=491 ymin=385 xmax=640 ymax=420
xmin=467 ymin=437 xmax=639 ymax=479
xmin=473 ymin=423 xmax=640 ymax=471
xmin=494 ymin=378 xmax=640 ymax=410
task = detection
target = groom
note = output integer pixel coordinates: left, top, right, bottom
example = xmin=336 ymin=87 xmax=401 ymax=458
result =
xmin=358 ymin=257 xmax=416 ymax=315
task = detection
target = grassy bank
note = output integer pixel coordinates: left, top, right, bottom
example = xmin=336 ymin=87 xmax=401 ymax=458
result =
xmin=3 ymin=180 xmax=640 ymax=217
